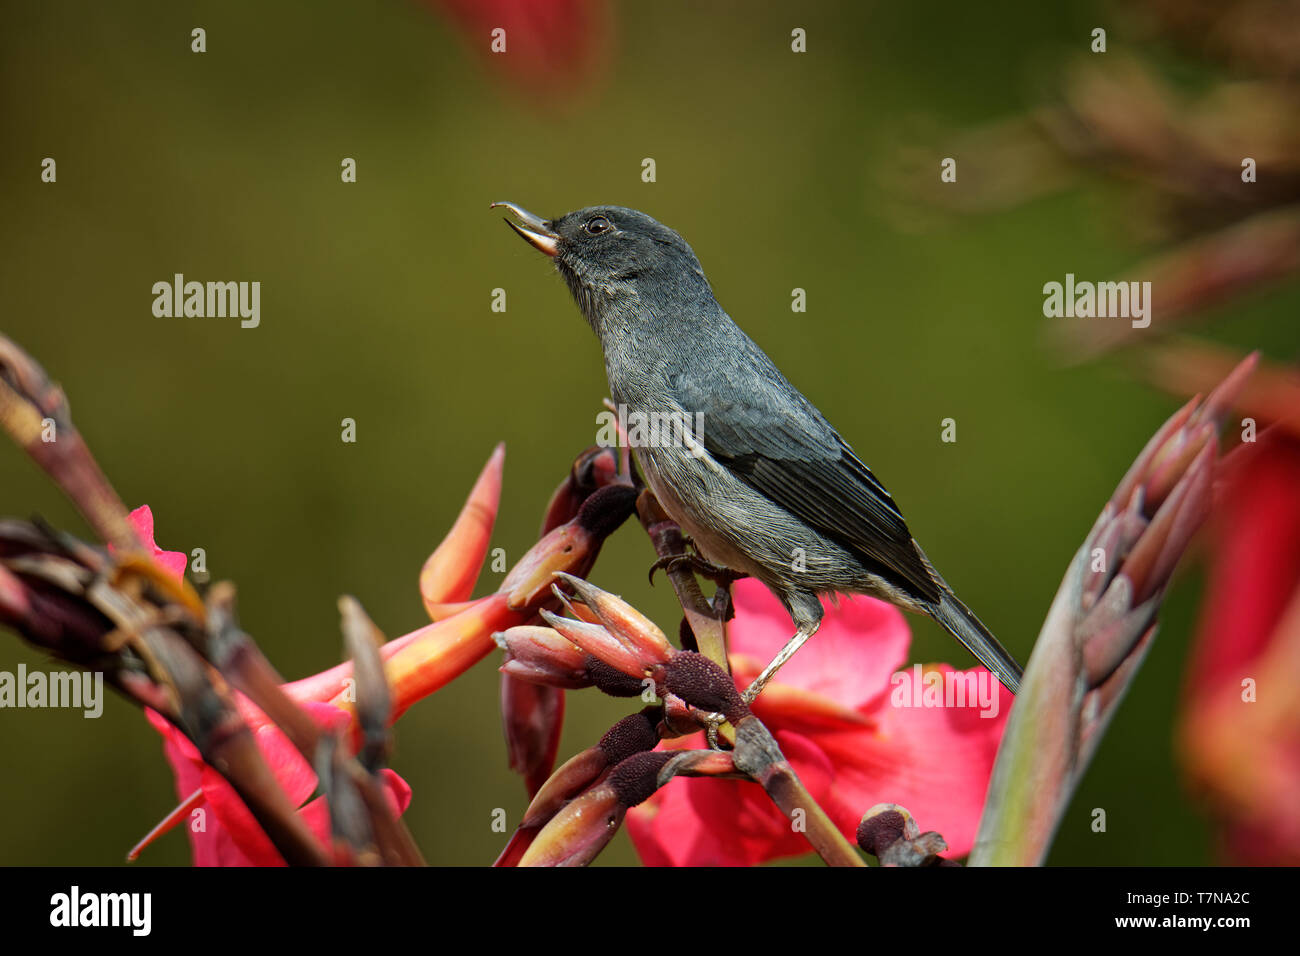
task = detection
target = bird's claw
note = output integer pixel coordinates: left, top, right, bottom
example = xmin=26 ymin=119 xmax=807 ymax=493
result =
xmin=648 ymin=552 xmax=743 ymax=587
xmin=699 ymin=710 xmax=728 ymax=750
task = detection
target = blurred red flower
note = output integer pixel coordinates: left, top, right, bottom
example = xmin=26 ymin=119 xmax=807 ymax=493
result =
xmin=431 ymin=0 xmax=609 ymax=98
xmin=1180 ymin=426 xmax=1300 ymax=864
xmin=627 ymin=579 xmax=1013 ymax=866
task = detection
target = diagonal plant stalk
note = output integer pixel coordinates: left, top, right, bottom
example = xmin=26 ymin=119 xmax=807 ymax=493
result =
xmin=0 ymin=335 xmax=141 ymax=550
xmin=730 ymin=714 xmax=865 ymax=867
xmin=970 ymin=353 xmax=1257 ymax=866
xmin=636 ymin=490 xmax=733 ymax=672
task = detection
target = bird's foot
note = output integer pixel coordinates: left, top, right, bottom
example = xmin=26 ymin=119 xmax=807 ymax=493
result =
xmin=648 ymin=552 xmax=742 ymax=586
xmin=697 ymin=710 xmax=728 ymax=750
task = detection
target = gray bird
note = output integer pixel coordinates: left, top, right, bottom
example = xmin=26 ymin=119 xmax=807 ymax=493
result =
xmin=492 ymin=201 xmax=1023 ymax=700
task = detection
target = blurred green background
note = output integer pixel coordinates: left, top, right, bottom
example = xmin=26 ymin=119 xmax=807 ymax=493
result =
xmin=1 ymin=0 xmax=1293 ymax=866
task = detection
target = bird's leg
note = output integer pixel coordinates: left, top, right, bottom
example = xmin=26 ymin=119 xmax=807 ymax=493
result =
xmin=741 ymin=621 xmax=820 ymax=705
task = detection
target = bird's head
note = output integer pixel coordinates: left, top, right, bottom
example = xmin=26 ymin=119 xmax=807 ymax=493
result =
xmin=491 ymin=202 xmax=712 ymax=334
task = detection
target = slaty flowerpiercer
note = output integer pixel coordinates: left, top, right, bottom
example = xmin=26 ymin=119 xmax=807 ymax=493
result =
xmin=492 ymin=201 xmax=1023 ymax=701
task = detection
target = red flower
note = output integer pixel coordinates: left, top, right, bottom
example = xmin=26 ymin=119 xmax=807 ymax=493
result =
xmin=430 ymin=0 xmax=610 ymax=98
xmin=145 ymin=702 xmax=411 ymax=867
xmin=1179 ymin=427 xmax=1300 ymax=864
xmin=627 ymin=580 xmax=1012 ymax=866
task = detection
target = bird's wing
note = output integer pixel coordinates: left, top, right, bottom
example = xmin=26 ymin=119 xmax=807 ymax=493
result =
xmin=670 ymin=352 xmax=942 ymax=605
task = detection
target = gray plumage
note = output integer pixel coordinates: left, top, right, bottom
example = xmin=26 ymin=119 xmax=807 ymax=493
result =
xmin=494 ymin=202 xmax=1023 ymax=696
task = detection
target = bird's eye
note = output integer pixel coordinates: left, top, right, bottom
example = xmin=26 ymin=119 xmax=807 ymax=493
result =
xmin=584 ymin=215 xmax=611 ymax=235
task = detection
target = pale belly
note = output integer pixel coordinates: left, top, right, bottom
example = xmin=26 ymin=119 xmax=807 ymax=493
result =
xmin=632 ymin=443 xmax=776 ymax=582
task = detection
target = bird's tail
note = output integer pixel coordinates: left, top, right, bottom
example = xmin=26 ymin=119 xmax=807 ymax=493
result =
xmin=932 ymin=590 xmax=1023 ymax=695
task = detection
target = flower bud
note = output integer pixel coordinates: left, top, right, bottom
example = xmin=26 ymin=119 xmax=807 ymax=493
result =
xmin=518 ymin=751 xmax=673 ymax=867
xmin=501 ymin=675 xmax=564 ymax=798
xmin=553 ymin=571 xmax=676 ymax=666
xmin=495 ymin=625 xmax=593 ymax=689
xmin=538 ymin=608 xmax=648 ymax=680
xmin=857 ymin=803 xmax=954 ymax=867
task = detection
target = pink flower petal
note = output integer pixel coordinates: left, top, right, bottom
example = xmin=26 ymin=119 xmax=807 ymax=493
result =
xmin=122 ymin=505 xmax=188 ymax=581
xmin=628 ymin=731 xmax=842 ymax=867
xmin=817 ymin=664 xmax=1011 ymax=857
